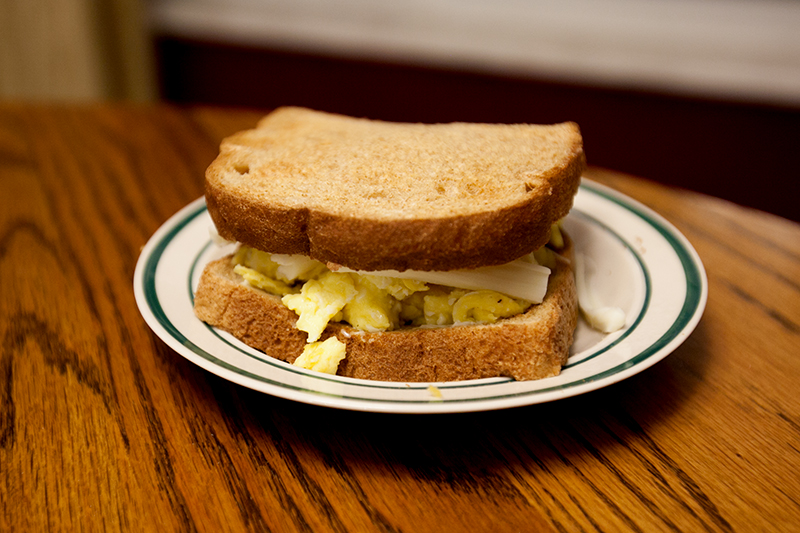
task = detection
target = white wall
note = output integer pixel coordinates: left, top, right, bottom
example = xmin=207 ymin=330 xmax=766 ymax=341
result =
xmin=147 ymin=0 xmax=800 ymax=107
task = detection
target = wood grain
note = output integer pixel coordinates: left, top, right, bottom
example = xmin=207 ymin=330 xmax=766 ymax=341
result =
xmin=1 ymin=103 xmax=798 ymax=532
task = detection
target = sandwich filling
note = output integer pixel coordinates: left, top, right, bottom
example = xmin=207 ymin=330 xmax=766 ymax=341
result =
xmin=227 ymin=222 xmax=568 ymax=373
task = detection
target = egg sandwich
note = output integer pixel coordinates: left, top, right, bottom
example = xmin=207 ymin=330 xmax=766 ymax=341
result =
xmin=193 ymin=107 xmax=585 ymax=382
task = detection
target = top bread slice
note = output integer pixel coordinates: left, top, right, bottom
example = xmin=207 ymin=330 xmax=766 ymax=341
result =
xmin=205 ymin=107 xmax=586 ymax=272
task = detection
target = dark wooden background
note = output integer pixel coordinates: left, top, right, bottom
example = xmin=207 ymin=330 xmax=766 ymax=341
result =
xmin=154 ymin=36 xmax=799 ymax=222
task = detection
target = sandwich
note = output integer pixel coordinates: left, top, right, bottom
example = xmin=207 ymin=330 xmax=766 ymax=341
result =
xmin=193 ymin=106 xmax=585 ymax=382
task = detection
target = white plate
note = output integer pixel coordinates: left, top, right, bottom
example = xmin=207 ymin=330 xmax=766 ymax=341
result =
xmin=134 ymin=179 xmax=707 ymax=413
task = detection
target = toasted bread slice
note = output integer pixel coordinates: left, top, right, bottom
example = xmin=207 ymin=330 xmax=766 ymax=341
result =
xmin=205 ymin=107 xmax=585 ymax=272
xmin=193 ymin=238 xmax=577 ymax=382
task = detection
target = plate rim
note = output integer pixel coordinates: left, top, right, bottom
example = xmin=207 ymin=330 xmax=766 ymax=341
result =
xmin=133 ymin=179 xmax=708 ymax=413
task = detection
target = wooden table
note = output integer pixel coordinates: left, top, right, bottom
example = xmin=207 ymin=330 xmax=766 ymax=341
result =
xmin=1 ymin=103 xmax=798 ymax=532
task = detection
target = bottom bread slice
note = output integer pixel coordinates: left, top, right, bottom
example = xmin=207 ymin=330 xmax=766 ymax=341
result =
xmin=193 ymin=250 xmax=578 ymax=382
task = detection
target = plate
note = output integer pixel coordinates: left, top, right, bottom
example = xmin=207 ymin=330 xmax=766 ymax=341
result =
xmin=133 ymin=180 xmax=707 ymax=413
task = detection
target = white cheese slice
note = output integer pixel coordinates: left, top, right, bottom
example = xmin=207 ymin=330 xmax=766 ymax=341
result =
xmin=339 ymin=259 xmax=551 ymax=303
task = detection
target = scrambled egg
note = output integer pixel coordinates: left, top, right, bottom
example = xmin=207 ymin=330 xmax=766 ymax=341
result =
xmin=231 ymin=223 xmax=565 ymax=374
xmin=293 ymin=337 xmax=347 ymax=373
xmin=452 ymin=290 xmax=527 ymax=324
xmin=234 ymin=248 xmax=529 ymax=340
xmin=282 ymin=271 xmax=361 ymax=342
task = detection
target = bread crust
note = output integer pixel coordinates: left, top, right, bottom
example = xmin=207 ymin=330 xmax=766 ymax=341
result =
xmin=205 ymin=107 xmax=585 ymax=272
xmin=193 ymin=239 xmax=577 ymax=382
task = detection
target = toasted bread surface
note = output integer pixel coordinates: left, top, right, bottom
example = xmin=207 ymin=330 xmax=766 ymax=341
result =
xmin=193 ymin=240 xmax=577 ymax=382
xmin=205 ymin=107 xmax=585 ymax=272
